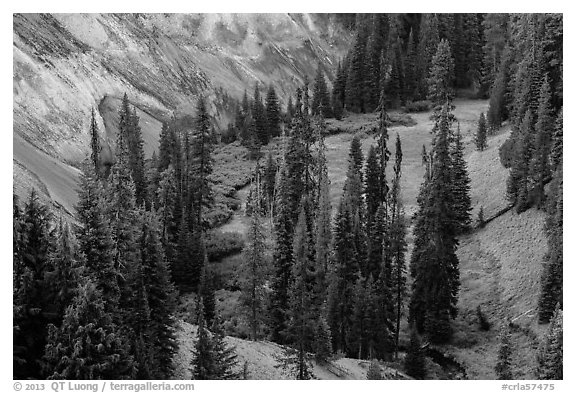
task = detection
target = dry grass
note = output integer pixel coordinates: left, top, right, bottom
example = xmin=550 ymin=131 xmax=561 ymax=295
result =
xmin=467 ymin=128 xmax=512 ymax=220
xmin=176 ymin=98 xmax=551 ymax=380
xmin=447 ymin=208 xmax=547 ymax=379
xmin=325 ymin=98 xmax=490 ymax=217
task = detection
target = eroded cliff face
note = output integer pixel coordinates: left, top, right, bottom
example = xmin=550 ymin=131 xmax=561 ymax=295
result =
xmin=13 ymin=13 xmax=352 ymax=213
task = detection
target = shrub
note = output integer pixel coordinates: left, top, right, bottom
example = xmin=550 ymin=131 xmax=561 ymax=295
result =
xmin=204 ymin=204 xmax=233 ymax=228
xmin=499 ymin=137 xmax=516 ymax=169
xmin=476 ymin=305 xmax=491 ymax=331
xmin=477 ymin=206 xmax=485 ymax=228
xmin=205 ymin=230 xmax=245 ymax=262
xmin=404 ymin=100 xmax=432 ymax=113
xmin=389 ymin=113 xmax=417 ymax=127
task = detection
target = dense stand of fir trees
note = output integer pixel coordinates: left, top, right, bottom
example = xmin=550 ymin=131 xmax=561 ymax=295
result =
xmin=247 ymin=47 xmax=475 ymax=375
xmin=475 ymin=14 xmax=563 ymax=328
xmin=237 ymin=81 xmax=413 ymax=377
xmin=326 ymin=14 xmax=486 ymax=116
xmin=13 ymin=13 xmax=562 ymax=381
xmin=225 ymin=83 xmax=282 ymax=153
xmin=13 ymin=93 xmax=226 ymax=380
xmin=406 ymin=33 xmax=472 ymax=345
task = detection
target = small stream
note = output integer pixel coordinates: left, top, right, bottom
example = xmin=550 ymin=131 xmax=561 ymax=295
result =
xmin=426 ymin=347 xmax=468 ymax=380
xmin=218 ymin=185 xmax=250 ymax=235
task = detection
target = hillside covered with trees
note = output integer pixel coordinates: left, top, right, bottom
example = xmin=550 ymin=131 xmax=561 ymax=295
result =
xmin=13 ymin=13 xmax=562 ymax=381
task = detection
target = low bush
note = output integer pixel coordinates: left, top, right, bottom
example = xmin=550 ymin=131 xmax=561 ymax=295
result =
xmin=204 ymin=204 xmax=233 ymax=228
xmin=499 ymin=137 xmax=516 ymax=169
xmin=389 ymin=112 xmax=417 ymax=127
xmin=404 ymin=100 xmax=432 ymax=113
xmin=210 ymin=254 xmax=243 ymax=290
xmin=205 ymin=230 xmax=245 ymax=262
xmin=476 ymin=305 xmax=491 ymax=331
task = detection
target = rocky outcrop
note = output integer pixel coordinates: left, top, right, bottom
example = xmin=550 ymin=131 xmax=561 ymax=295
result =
xmin=13 ymin=13 xmax=352 ymax=208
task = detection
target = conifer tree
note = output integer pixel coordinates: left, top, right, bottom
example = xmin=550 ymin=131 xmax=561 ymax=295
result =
xmin=89 ymin=108 xmax=101 ymax=177
xmin=252 ymin=84 xmax=269 ymax=146
xmin=390 ymin=134 xmax=407 ymax=357
xmin=269 ymin=164 xmax=294 ymax=344
xmin=331 ymin=92 xmax=343 ymax=120
xmin=463 ymin=13 xmax=484 ymax=89
xmin=286 ymin=204 xmax=315 ymax=375
xmin=75 ymin=163 xmax=119 ymax=309
xmin=174 ymin=211 xmax=201 ymax=293
xmin=302 ymin=75 xmax=311 ymax=116
xmin=530 ymin=76 xmax=553 ymax=208
xmin=346 ymin=29 xmax=368 ymax=113
xmin=536 ymin=308 xmax=563 ymax=380
xmin=13 ymin=190 xmax=54 ymax=379
xmin=550 ymin=108 xmax=562 ymax=173
xmin=156 ymin=165 xmax=179 ymax=270
xmin=349 ymin=135 xmax=364 ymax=185
xmin=409 ymin=104 xmax=460 ymax=343
xmin=238 ymin=90 xmax=252 ymax=144
xmin=314 ymin=316 xmax=333 ymax=364
xmin=510 ymin=45 xmax=541 ymax=131
xmin=263 ymin=153 xmax=277 ymax=211
xmin=486 ymin=48 xmax=512 ymax=131
xmin=198 ymin=264 xmax=216 ymax=326
xmin=105 ymin=122 xmax=143 ymax=319
xmin=350 ymin=276 xmax=380 ymax=359
xmin=191 ymin=301 xmax=216 ymax=380
xmin=43 ymin=280 xmax=135 ymax=379
xmin=451 ymin=124 xmax=473 ymax=234
xmin=124 ymin=257 xmax=152 ymax=379
xmin=312 ymin=65 xmax=332 ymax=118
xmin=282 ymin=101 xmax=317 ymax=226
xmin=127 ymin=106 xmax=147 ymax=207
xmin=404 ymin=29 xmax=417 ymax=100
xmin=266 ymin=85 xmax=281 ymax=138
xmin=210 ymin=314 xmax=239 ymax=379
xmin=538 ymin=164 xmax=563 ymax=323
xmin=385 ymin=37 xmax=406 ymax=108
xmin=477 ymin=206 xmax=486 ymax=228
xmin=278 ymin=346 xmax=313 ymax=380
xmin=365 ymin=204 xmax=384 ymax=280
xmin=427 ymin=39 xmax=455 ymax=115
xmin=482 ymin=14 xmax=509 ymax=92
xmin=495 ymin=325 xmax=513 ymax=380
xmin=44 ymin=219 xmax=82 ymax=326
xmin=139 ymin=210 xmax=178 ymax=379
xmin=332 ymin=60 xmax=347 ymax=114
xmin=365 ymin=33 xmax=381 ymax=112
xmin=286 ymin=96 xmax=295 ymax=124
xmin=415 ymin=14 xmax=440 ymax=99
xmin=475 ymin=113 xmax=488 ymax=151
xmin=376 ymin=96 xmax=391 ymax=210
xmin=365 ymin=146 xmax=381 ymax=220
xmin=147 ymin=151 xmax=161 ymax=208
xmin=313 ymin=135 xmax=331 ymax=306
xmin=374 ymin=235 xmax=395 ymax=360
xmin=192 ymin=97 xmax=214 ymax=229
xmin=327 ymin=154 xmax=364 ymax=356
xmin=506 ymin=111 xmax=534 ymax=212
xmin=240 ymin=195 xmax=267 ymax=341
xmin=158 ymin=122 xmax=175 ymax=173
xmin=404 ymin=327 xmax=426 ymax=379
xmin=13 ymin=194 xmax=27 ymax=376
xmin=108 ymin=121 xmax=155 ymax=375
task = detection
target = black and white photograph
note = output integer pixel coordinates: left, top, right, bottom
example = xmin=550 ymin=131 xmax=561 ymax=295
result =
xmin=11 ymin=7 xmax=564 ymax=384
